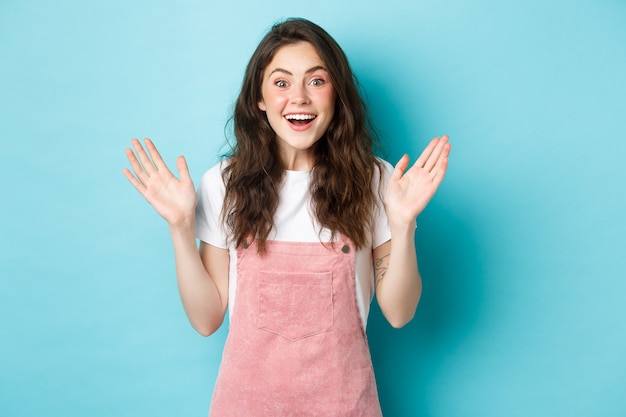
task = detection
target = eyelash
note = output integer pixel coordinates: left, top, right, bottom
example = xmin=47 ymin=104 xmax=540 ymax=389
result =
xmin=274 ymin=78 xmax=326 ymax=88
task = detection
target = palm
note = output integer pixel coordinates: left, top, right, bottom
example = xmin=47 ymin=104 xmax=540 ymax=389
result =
xmin=123 ymin=138 xmax=197 ymax=225
xmin=385 ymin=136 xmax=451 ymax=225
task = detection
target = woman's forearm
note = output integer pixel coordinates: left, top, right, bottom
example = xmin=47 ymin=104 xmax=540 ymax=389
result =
xmin=375 ymin=221 xmax=422 ymax=328
xmin=169 ymin=217 xmax=229 ymax=336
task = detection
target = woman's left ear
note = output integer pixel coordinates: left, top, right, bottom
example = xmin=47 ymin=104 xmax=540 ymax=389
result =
xmin=258 ymin=100 xmax=266 ymax=111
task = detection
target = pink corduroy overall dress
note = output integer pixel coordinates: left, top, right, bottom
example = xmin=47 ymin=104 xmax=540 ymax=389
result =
xmin=208 ymin=237 xmax=383 ymax=417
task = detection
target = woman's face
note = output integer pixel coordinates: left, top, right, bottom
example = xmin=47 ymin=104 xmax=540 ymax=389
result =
xmin=258 ymin=41 xmax=335 ymax=171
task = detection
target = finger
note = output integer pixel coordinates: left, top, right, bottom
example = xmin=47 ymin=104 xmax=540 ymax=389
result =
xmin=391 ymin=154 xmax=410 ymax=181
xmin=422 ymin=135 xmax=448 ymax=172
xmin=413 ymin=137 xmax=440 ymax=168
xmin=125 ymin=146 xmax=150 ymax=183
xmin=132 ymin=138 xmax=157 ymax=174
xmin=176 ymin=155 xmax=191 ymax=182
xmin=431 ymin=156 xmax=449 ymax=188
xmin=122 ymin=167 xmax=146 ymax=192
xmin=431 ymin=145 xmax=451 ymax=186
xmin=144 ymin=138 xmax=168 ymax=172
xmin=423 ymin=135 xmax=449 ymax=172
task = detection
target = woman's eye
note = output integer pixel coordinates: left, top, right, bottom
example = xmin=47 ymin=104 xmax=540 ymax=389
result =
xmin=310 ymin=78 xmax=325 ymax=86
xmin=275 ymin=80 xmax=288 ymax=88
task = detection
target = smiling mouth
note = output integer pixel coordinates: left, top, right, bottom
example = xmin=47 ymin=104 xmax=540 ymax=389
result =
xmin=284 ymin=114 xmax=316 ymax=126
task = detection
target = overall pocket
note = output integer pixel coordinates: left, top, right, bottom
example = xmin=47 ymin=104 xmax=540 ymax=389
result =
xmin=256 ymin=270 xmax=334 ymax=341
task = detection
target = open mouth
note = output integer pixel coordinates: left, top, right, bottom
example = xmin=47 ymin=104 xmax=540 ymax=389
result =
xmin=284 ymin=113 xmax=316 ymax=126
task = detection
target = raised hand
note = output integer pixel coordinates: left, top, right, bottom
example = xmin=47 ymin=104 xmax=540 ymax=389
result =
xmin=123 ymin=138 xmax=197 ymax=226
xmin=384 ymin=135 xmax=451 ymax=226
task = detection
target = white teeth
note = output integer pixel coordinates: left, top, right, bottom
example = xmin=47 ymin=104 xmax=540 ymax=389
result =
xmin=284 ymin=114 xmax=316 ymax=121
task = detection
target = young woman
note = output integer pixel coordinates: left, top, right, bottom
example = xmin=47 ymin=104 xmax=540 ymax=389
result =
xmin=124 ymin=18 xmax=450 ymax=416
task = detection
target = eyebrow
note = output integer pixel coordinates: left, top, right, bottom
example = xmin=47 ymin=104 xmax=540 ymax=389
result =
xmin=267 ymin=65 xmax=328 ymax=78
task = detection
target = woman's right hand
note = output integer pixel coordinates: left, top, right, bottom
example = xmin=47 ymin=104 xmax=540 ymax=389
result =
xmin=123 ymin=138 xmax=197 ymax=226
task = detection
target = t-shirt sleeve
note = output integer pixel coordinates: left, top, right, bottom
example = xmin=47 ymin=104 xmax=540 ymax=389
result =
xmin=372 ymin=159 xmax=393 ymax=249
xmin=195 ymin=161 xmax=229 ymax=249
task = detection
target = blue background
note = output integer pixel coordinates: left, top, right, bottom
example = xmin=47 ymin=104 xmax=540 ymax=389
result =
xmin=1 ymin=0 xmax=625 ymax=416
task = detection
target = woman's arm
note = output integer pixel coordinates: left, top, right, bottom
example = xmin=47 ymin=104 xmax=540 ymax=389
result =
xmin=169 ymin=220 xmax=229 ymax=336
xmin=123 ymin=138 xmax=229 ymax=336
xmin=373 ymin=234 xmax=420 ymax=328
xmin=375 ymin=135 xmax=450 ymax=328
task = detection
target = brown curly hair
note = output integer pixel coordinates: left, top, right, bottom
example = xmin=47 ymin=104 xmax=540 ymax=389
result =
xmin=222 ymin=18 xmax=384 ymax=253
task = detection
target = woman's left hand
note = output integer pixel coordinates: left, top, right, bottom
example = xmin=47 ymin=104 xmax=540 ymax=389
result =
xmin=384 ymin=135 xmax=451 ymax=226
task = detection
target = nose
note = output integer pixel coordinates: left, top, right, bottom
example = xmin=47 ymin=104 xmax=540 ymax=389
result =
xmin=291 ymin=83 xmax=310 ymax=105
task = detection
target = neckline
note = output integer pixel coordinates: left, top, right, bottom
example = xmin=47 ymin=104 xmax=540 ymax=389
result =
xmin=284 ymin=169 xmax=311 ymax=178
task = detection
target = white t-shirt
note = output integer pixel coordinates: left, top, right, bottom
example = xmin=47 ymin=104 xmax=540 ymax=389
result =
xmin=195 ymin=160 xmax=393 ymax=329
